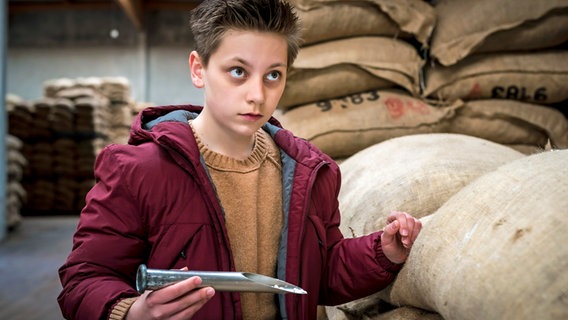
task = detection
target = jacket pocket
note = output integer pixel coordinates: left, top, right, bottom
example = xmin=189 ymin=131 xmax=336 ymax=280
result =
xmin=148 ymin=223 xmax=219 ymax=270
xmin=306 ymin=215 xmax=328 ymax=270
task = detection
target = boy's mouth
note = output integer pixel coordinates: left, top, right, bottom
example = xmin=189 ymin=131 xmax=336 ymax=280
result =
xmin=240 ymin=113 xmax=263 ymax=121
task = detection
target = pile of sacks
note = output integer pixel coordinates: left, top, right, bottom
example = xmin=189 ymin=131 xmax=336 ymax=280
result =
xmin=322 ymin=134 xmax=567 ymax=319
xmin=283 ymin=2 xmax=568 ymax=318
xmin=5 ymin=77 xmax=135 ymax=215
xmin=278 ymin=0 xmax=568 ymax=160
xmin=5 ymin=134 xmax=27 ymax=231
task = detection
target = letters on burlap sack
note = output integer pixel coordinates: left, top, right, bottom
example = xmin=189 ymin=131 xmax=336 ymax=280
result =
xmin=280 ymin=37 xmax=423 ymax=110
xmin=423 ymin=51 xmax=568 ymax=105
xmin=294 ymin=0 xmax=435 ymax=46
xmin=277 ymin=90 xmax=459 ymax=158
xmin=380 ymin=150 xmax=568 ymax=320
xmin=429 ymin=0 xmax=568 ymax=66
xmin=337 ymin=133 xmax=524 ymax=238
xmin=447 ymin=99 xmax=568 ymax=150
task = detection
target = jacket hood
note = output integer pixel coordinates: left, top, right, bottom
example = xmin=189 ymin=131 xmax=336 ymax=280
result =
xmin=128 ymin=104 xmax=285 ymax=146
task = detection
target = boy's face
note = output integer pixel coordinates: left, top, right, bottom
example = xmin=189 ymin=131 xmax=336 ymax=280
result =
xmin=190 ymin=29 xmax=288 ymax=139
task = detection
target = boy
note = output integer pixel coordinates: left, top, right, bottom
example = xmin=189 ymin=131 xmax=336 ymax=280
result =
xmin=58 ymin=0 xmax=422 ymax=319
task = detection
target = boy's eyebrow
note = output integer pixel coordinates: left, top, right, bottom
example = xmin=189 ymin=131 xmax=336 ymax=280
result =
xmin=232 ymin=57 xmax=287 ymax=69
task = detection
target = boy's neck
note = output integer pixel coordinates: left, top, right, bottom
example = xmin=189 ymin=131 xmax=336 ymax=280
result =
xmin=190 ymin=116 xmax=256 ymax=160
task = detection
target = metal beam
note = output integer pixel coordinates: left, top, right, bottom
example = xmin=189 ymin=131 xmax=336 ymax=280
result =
xmin=116 ymin=0 xmax=144 ymax=31
xmin=9 ymin=1 xmax=114 ymax=12
xmin=9 ymin=1 xmax=202 ymax=12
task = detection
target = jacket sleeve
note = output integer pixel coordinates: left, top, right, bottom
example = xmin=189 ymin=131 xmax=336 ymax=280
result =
xmin=58 ymin=145 xmax=147 ymax=320
xmin=318 ymin=162 xmax=402 ymax=306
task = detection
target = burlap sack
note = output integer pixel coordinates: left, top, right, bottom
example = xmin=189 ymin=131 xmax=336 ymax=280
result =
xmin=369 ymin=306 xmax=442 ymax=320
xmin=337 ymin=134 xmax=524 ymax=238
xmin=447 ymin=99 xmax=568 ymax=149
xmin=430 ymin=0 xmax=568 ymax=66
xmin=381 ymin=150 xmax=568 ymax=320
xmin=281 ymin=37 xmax=423 ymax=109
xmin=109 ymin=103 xmax=134 ymax=127
xmin=44 ymin=78 xmax=75 ymax=98
xmin=6 ymin=135 xmax=23 ymax=150
xmin=289 ymin=0 xmax=435 ymax=46
xmin=277 ymin=90 xmax=461 ymax=158
xmin=324 ymin=297 xmax=425 ymax=320
xmin=423 ymin=51 xmax=568 ymax=105
xmin=100 ymin=76 xmax=131 ymax=102
xmin=296 ymin=3 xmax=411 ymax=46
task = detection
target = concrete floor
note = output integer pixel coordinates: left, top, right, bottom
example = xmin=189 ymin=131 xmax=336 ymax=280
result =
xmin=0 ymin=216 xmax=78 ymax=320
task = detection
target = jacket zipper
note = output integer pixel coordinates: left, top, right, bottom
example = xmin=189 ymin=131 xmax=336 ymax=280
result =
xmin=287 ymin=159 xmax=329 ymax=318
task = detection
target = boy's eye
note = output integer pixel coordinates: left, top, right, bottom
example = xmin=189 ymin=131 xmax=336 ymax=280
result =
xmin=230 ymin=67 xmax=245 ymax=79
xmin=266 ymin=71 xmax=281 ymax=81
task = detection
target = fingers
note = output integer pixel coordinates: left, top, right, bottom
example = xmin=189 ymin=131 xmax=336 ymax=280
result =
xmin=148 ymin=276 xmax=203 ymax=304
xmin=386 ymin=211 xmax=422 ymax=248
xmin=171 ymin=287 xmax=215 ymax=319
xmin=143 ymin=277 xmax=215 ymax=319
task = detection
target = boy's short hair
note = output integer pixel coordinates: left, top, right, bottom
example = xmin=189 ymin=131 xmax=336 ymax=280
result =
xmin=190 ymin=0 xmax=301 ymax=68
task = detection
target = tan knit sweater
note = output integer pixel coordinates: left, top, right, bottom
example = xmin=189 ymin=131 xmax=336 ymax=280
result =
xmin=193 ymin=124 xmax=284 ymax=319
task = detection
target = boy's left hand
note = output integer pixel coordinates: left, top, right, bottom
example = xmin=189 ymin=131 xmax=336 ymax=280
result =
xmin=381 ymin=211 xmax=422 ymax=264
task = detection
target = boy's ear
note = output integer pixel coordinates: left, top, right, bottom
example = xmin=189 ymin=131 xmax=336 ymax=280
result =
xmin=189 ymin=51 xmax=205 ymax=88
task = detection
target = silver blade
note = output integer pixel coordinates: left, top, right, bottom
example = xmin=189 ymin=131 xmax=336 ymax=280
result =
xmin=136 ymin=264 xmax=307 ymax=295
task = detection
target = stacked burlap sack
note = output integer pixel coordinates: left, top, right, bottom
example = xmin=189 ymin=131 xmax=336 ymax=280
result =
xmin=45 ymin=76 xmax=134 ymax=144
xmin=421 ymin=0 xmax=568 ymax=150
xmin=4 ymin=77 xmax=135 ymax=215
xmin=277 ymin=89 xmax=568 ymax=159
xmin=5 ymin=135 xmax=28 ymax=231
xmin=100 ymin=77 xmax=134 ymax=145
xmin=281 ymin=0 xmax=436 ymax=110
xmin=6 ymin=94 xmax=33 ymax=140
xmin=278 ymin=0 xmax=568 ymax=161
xmin=322 ymin=134 xmax=567 ymax=320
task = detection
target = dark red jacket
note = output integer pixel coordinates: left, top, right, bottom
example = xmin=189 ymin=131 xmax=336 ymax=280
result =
xmin=58 ymin=105 xmax=401 ymax=320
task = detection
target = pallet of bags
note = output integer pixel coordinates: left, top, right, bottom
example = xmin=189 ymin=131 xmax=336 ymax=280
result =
xmin=428 ymin=0 xmax=568 ymax=67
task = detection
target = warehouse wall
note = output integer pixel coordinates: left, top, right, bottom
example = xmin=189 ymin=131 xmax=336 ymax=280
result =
xmin=6 ymin=8 xmax=204 ymax=106
xmin=6 ymin=45 xmax=203 ymax=106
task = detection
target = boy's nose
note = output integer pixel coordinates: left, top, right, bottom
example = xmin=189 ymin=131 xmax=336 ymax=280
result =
xmin=246 ymin=77 xmax=266 ymax=105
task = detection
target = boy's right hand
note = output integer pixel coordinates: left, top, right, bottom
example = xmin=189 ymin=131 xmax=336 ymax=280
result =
xmin=126 ymin=276 xmax=215 ymax=320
